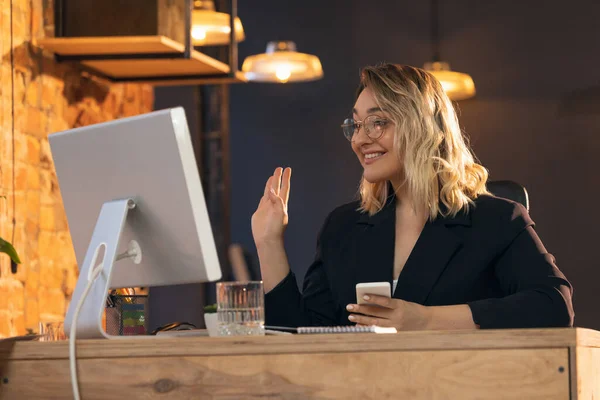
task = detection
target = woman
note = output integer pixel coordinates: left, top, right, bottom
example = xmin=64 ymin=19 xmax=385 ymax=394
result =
xmin=251 ymin=63 xmax=574 ymax=330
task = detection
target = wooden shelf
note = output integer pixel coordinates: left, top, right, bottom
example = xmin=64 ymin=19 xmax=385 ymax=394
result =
xmin=36 ymin=36 xmax=247 ymax=86
xmin=36 ymin=36 xmax=186 ymax=55
xmin=128 ymin=71 xmax=247 ymax=86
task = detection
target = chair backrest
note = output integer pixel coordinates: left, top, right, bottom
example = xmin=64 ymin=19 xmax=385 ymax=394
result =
xmin=486 ymin=180 xmax=530 ymax=211
xmin=228 ymin=243 xmax=261 ymax=281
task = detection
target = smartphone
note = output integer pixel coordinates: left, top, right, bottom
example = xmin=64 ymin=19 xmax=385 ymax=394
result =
xmin=356 ymin=282 xmax=391 ymax=305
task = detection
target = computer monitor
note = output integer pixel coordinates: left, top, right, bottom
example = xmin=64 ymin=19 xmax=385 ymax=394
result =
xmin=49 ymin=107 xmax=222 ymax=339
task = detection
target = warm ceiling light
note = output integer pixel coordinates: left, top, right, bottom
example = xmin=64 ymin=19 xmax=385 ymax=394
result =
xmin=191 ymin=0 xmax=244 ymax=46
xmin=241 ymin=41 xmax=324 ymax=83
xmin=423 ymin=61 xmax=476 ymax=101
xmin=424 ymin=0 xmax=475 ymax=101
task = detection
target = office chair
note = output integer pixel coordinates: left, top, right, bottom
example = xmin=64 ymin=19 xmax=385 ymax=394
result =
xmin=487 ymin=180 xmax=530 ymax=211
xmin=229 ymin=243 xmax=261 ymax=281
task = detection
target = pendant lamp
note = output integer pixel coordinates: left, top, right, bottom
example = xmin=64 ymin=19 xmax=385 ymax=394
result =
xmin=191 ymin=0 xmax=245 ymax=46
xmin=423 ymin=0 xmax=475 ymax=101
xmin=241 ymin=41 xmax=324 ymax=83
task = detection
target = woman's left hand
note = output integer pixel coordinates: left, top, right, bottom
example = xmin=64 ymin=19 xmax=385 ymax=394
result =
xmin=346 ymin=294 xmax=431 ymax=331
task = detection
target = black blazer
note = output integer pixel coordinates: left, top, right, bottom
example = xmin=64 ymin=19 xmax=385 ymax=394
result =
xmin=264 ymin=194 xmax=575 ymax=329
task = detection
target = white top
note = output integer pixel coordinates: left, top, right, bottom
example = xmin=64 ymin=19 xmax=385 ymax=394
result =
xmin=393 ymin=279 xmax=398 ymax=295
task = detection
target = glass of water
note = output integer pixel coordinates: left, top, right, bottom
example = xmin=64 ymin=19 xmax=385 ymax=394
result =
xmin=216 ymin=281 xmax=265 ymax=336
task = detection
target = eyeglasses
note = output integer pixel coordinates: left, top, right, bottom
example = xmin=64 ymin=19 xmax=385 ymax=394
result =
xmin=341 ymin=115 xmax=390 ymax=141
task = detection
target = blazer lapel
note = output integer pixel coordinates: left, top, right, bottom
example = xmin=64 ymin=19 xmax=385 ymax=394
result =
xmin=353 ymin=196 xmax=396 ymax=289
xmin=393 ymin=208 xmax=470 ymax=304
xmin=351 ymin=194 xmax=471 ymax=305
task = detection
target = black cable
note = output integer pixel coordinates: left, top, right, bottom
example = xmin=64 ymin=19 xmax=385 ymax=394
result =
xmin=431 ymin=0 xmax=441 ymax=62
xmin=150 ymin=322 xmax=197 ymax=335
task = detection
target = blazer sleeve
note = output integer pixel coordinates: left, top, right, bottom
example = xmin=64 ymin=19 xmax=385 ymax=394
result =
xmin=467 ymin=203 xmax=575 ymax=329
xmin=264 ymin=212 xmax=341 ymax=327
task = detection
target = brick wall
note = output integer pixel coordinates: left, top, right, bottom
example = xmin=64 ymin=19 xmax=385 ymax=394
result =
xmin=0 ymin=0 xmax=153 ymax=338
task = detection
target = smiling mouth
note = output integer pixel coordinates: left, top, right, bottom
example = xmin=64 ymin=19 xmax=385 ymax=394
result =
xmin=363 ymin=152 xmax=386 ymax=163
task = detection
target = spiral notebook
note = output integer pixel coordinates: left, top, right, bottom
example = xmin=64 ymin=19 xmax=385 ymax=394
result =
xmin=265 ymin=325 xmax=397 ymax=334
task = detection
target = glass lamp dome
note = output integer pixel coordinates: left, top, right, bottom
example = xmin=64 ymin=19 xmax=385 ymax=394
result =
xmin=242 ymin=41 xmax=324 ymax=83
xmin=191 ymin=0 xmax=245 ymax=46
xmin=423 ymin=61 xmax=476 ymax=101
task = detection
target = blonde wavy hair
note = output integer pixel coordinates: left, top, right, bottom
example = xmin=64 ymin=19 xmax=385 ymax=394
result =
xmin=356 ymin=63 xmax=489 ymax=219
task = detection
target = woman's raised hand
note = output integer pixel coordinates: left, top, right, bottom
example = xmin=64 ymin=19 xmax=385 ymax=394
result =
xmin=251 ymin=167 xmax=292 ymax=246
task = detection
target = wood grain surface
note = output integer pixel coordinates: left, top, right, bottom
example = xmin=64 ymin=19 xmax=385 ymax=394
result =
xmin=0 ymin=348 xmax=569 ymax=399
xmin=2 ymin=327 xmax=599 ymax=361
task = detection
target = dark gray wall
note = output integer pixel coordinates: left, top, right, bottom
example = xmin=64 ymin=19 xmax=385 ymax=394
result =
xmin=230 ymin=0 xmax=363 ymax=296
xmin=227 ymin=0 xmax=600 ymax=330
xmin=150 ymin=86 xmax=208 ymax=330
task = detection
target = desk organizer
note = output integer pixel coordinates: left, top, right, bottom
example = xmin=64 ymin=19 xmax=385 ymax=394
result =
xmin=104 ymin=294 xmax=149 ymax=336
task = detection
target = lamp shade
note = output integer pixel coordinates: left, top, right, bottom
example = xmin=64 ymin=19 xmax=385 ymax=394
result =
xmin=191 ymin=0 xmax=244 ymax=46
xmin=241 ymin=41 xmax=323 ymax=83
xmin=423 ymin=61 xmax=475 ymax=101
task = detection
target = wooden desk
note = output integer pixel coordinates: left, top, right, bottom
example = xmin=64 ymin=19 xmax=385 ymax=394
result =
xmin=1 ymin=328 xmax=599 ymax=399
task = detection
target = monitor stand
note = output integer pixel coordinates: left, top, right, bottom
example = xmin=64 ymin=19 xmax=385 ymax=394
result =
xmin=64 ymin=198 xmax=142 ymax=340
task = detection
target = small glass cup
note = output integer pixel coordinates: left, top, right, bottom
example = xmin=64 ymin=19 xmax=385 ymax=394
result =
xmin=216 ymin=281 xmax=265 ymax=336
xmin=38 ymin=321 xmax=66 ymax=341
